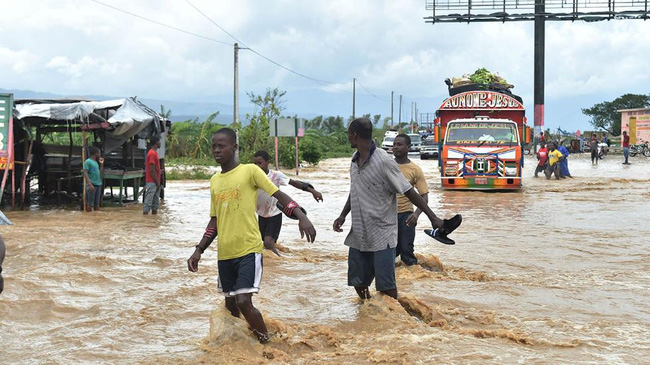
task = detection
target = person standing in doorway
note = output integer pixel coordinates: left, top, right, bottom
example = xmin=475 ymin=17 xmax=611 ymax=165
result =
xmin=622 ymin=131 xmax=630 ymax=165
xmin=392 ymin=134 xmax=428 ymax=266
xmin=333 ymin=118 xmax=461 ymax=300
xmin=83 ymin=146 xmax=103 ymax=212
xmin=252 ymin=150 xmax=323 ymax=256
xmin=143 ymin=137 xmax=161 ymax=215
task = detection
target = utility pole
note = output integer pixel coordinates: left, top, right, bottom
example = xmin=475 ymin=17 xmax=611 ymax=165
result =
xmin=234 ymin=43 xmax=239 ymax=126
xmin=390 ymin=91 xmax=394 ymax=129
xmin=352 ymin=78 xmax=356 ymax=120
xmin=234 ymin=43 xmax=239 ymax=161
xmin=398 ymin=95 xmax=402 ymax=126
xmin=534 ymin=0 xmax=545 ymax=154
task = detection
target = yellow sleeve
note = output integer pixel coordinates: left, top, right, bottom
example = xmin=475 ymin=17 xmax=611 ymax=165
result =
xmin=414 ymin=165 xmax=429 ymax=195
xmin=209 ymin=177 xmax=217 ymax=217
xmin=251 ymin=165 xmax=279 ymax=196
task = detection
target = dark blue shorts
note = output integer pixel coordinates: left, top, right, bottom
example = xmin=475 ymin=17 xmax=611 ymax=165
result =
xmin=258 ymin=214 xmax=283 ymax=241
xmin=217 ymin=253 xmax=263 ymax=297
xmin=347 ymin=246 xmax=397 ymax=292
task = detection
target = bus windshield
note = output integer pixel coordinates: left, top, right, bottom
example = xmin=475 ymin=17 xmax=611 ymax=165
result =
xmin=446 ymin=122 xmax=519 ymax=145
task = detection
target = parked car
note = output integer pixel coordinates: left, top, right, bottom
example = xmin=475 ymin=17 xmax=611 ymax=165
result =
xmin=382 ymin=136 xmax=395 ymax=152
xmin=382 ymin=130 xmax=399 ymax=152
xmin=408 ymin=133 xmax=422 ymax=152
xmin=419 ymin=138 xmax=439 ymax=160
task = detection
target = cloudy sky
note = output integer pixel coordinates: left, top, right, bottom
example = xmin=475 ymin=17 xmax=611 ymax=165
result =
xmin=1 ymin=0 xmax=649 ymax=131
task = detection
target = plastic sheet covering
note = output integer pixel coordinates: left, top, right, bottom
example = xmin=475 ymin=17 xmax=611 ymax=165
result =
xmin=14 ymin=99 xmax=125 ymax=120
xmin=14 ymin=98 xmax=161 ymax=154
xmin=104 ymin=98 xmax=161 ymax=154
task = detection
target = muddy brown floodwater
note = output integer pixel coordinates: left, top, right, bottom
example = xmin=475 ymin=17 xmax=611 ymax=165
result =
xmin=1 ymin=154 xmax=649 ymax=364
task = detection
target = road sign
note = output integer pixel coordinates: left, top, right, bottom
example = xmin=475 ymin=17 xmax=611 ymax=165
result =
xmin=0 ymin=93 xmax=13 ymax=170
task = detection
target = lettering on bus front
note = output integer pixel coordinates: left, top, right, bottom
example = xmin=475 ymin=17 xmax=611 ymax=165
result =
xmin=441 ymin=92 xmax=522 ymax=110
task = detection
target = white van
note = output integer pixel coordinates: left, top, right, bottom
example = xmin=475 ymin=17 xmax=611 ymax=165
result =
xmin=382 ymin=130 xmax=399 ymax=152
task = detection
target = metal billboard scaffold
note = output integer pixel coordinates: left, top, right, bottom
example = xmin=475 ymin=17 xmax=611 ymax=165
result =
xmin=424 ymin=0 xmax=649 ymax=151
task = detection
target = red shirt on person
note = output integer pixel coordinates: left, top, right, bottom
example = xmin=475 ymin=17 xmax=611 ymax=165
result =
xmin=623 ymin=134 xmax=630 ymax=148
xmin=145 ymin=148 xmax=161 ymax=183
xmin=537 ymin=147 xmax=548 ymax=167
xmin=540 ymin=134 xmax=546 ymax=143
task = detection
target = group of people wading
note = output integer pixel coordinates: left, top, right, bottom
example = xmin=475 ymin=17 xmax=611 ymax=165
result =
xmin=535 ymin=140 xmax=572 ymax=180
xmin=186 ymin=118 xmax=462 ymax=344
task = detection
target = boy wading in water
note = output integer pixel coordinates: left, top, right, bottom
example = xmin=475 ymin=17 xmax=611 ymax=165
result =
xmin=82 ymin=147 xmax=103 ymax=212
xmin=333 ymin=118 xmax=459 ymax=300
xmin=187 ymin=128 xmax=316 ymax=344
xmin=252 ymin=150 xmax=323 ymax=256
xmin=392 ymin=134 xmax=428 ymax=266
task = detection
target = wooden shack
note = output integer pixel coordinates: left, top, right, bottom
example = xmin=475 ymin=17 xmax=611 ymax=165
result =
xmin=2 ymin=97 xmax=168 ymax=208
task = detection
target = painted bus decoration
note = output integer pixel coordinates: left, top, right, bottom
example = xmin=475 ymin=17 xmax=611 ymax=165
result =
xmin=434 ymin=90 xmax=530 ymax=190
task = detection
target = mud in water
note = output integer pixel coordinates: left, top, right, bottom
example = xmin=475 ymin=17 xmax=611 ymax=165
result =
xmin=1 ymin=153 xmax=649 ymax=364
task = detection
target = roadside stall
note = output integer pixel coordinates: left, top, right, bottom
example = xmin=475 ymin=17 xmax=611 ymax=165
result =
xmin=2 ymin=97 xmax=166 ymax=208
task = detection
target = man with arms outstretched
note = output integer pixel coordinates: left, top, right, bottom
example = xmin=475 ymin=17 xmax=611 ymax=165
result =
xmin=333 ymin=118 xmax=460 ymax=300
xmin=187 ymin=128 xmax=316 ymax=344
xmin=252 ymin=150 xmax=323 ymax=256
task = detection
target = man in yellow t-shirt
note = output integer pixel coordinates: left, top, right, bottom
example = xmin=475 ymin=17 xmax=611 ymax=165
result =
xmin=393 ymin=134 xmax=429 ymax=266
xmin=187 ymin=128 xmax=316 ymax=344
xmin=545 ymin=142 xmax=564 ymax=180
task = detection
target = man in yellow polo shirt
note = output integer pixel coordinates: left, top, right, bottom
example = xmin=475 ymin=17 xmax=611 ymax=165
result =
xmin=187 ymin=128 xmax=316 ymax=344
xmin=393 ymin=134 xmax=429 ymax=266
xmin=545 ymin=142 xmax=564 ymax=180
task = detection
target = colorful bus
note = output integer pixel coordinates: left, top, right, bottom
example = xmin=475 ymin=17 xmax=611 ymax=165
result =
xmin=435 ymin=90 xmax=530 ymax=190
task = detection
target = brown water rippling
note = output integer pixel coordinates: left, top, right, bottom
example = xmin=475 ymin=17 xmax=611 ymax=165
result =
xmin=1 ymin=153 xmax=649 ymax=364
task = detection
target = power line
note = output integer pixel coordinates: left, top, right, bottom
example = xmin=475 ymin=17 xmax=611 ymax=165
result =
xmin=355 ymin=79 xmax=389 ymax=102
xmin=89 ymin=0 xmax=394 ymax=105
xmin=88 ymin=0 xmax=232 ymax=46
xmin=185 ymin=0 xmax=348 ymax=86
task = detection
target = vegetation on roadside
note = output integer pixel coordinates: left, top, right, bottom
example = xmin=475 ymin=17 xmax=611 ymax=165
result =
xmin=582 ymin=93 xmax=650 ymax=136
xmin=165 ymin=87 xmax=395 ymax=172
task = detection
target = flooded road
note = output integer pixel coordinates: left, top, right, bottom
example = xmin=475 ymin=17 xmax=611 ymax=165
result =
xmin=1 ymin=153 xmax=649 ymax=364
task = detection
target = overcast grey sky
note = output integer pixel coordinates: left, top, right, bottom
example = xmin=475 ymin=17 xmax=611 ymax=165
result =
xmin=1 ymin=0 xmax=649 ymax=131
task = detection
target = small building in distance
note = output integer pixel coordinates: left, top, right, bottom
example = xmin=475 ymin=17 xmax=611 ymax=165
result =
xmin=619 ymin=108 xmax=650 ymax=145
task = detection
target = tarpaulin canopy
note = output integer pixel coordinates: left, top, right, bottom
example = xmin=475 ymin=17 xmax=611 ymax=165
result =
xmin=13 ymin=97 xmax=162 ymax=154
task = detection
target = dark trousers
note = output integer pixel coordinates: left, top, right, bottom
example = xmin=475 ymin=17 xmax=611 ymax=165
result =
xmin=396 ymin=212 xmax=417 ymax=265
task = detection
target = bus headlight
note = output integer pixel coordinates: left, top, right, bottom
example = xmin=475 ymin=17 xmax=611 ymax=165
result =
xmin=445 ymin=162 xmax=458 ymax=176
xmin=505 ymin=166 xmax=517 ymax=176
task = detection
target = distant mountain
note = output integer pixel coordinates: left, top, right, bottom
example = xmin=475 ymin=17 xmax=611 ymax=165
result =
xmin=0 ymin=88 xmax=321 ymax=125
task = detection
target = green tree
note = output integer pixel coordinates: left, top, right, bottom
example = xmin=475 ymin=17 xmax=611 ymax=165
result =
xmin=159 ymin=105 xmax=172 ymax=119
xmin=582 ymin=94 xmax=650 ymax=136
xmin=239 ymin=88 xmax=287 ymax=163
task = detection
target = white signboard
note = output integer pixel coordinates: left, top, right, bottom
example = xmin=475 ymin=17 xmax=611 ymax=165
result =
xmin=270 ymin=118 xmax=305 ymax=137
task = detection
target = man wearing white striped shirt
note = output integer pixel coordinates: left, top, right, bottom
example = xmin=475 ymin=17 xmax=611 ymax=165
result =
xmin=333 ymin=117 xmax=450 ymax=300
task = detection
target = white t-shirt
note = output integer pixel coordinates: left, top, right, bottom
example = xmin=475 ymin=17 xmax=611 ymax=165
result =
xmin=256 ymin=170 xmax=291 ymax=218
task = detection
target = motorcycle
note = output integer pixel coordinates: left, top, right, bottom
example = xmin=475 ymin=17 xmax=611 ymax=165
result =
xmin=597 ymin=142 xmax=608 ymax=159
xmin=629 ymin=140 xmax=650 ymax=157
